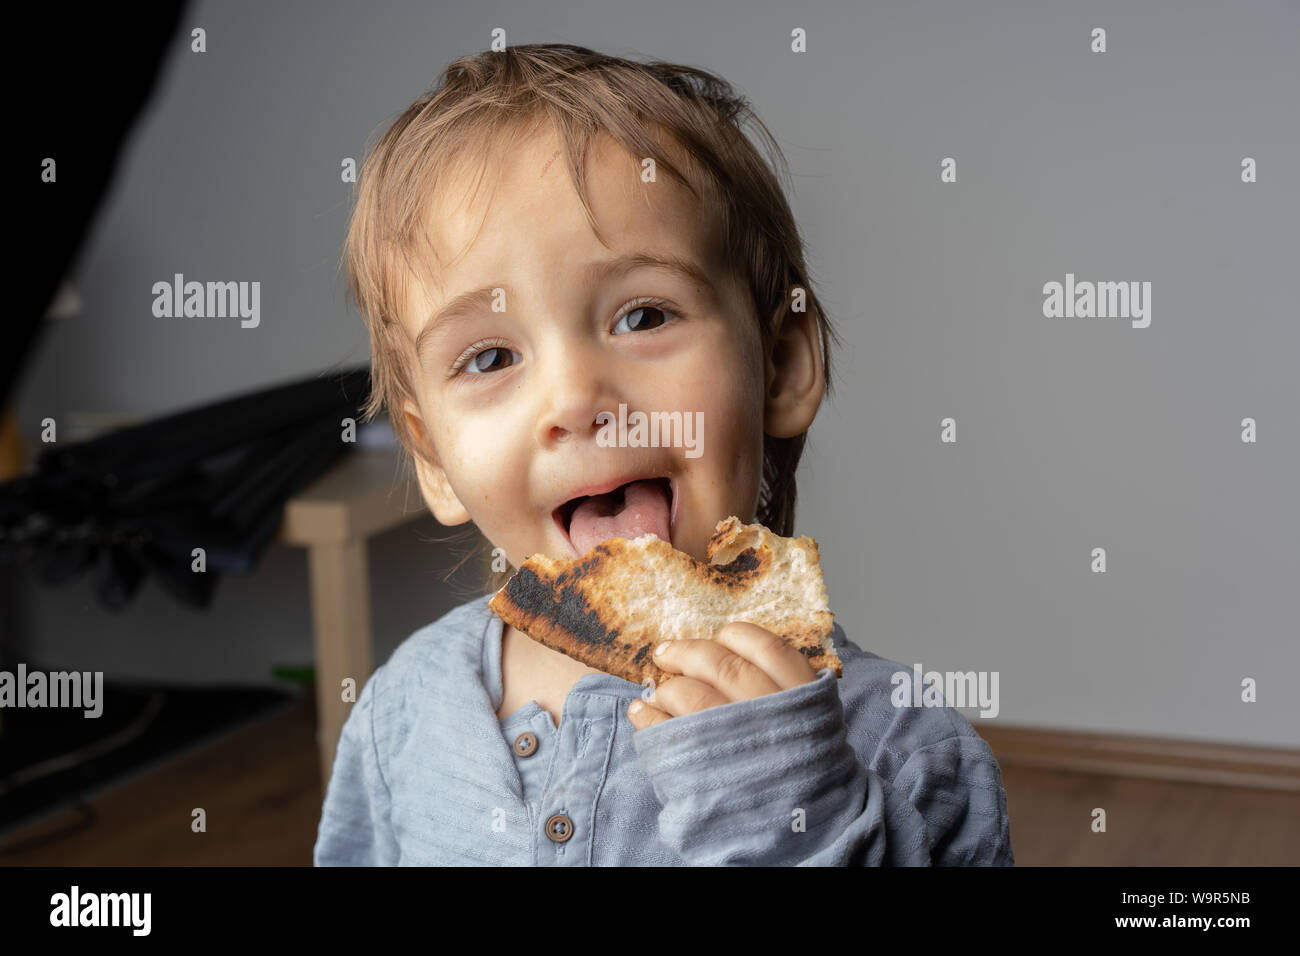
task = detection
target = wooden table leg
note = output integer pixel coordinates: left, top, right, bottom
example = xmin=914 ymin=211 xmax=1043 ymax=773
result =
xmin=305 ymin=538 xmax=374 ymax=795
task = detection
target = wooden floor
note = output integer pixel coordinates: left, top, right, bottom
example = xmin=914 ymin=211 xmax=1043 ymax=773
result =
xmin=1 ymin=696 xmax=1296 ymax=866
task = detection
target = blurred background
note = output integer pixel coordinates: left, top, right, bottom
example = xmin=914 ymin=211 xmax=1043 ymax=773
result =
xmin=2 ymin=0 xmax=1296 ymax=865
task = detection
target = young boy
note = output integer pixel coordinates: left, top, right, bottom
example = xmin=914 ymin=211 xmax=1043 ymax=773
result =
xmin=314 ymin=43 xmax=1014 ymax=866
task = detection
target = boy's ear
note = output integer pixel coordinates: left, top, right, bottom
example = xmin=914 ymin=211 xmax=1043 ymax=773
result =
xmin=763 ymin=298 xmax=825 ymax=439
xmin=402 ymin=402 xmax=471 ymax=526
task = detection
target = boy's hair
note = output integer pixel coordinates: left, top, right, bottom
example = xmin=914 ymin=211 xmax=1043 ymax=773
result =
xmin=341 ymin=43 xmax=840 ymax=593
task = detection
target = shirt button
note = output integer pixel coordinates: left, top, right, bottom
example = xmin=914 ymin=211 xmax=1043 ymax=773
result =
xmin=513 ymin=731 xmax=538 ymax=757
xmin=545 ymin=813 xmax=574 ymax=844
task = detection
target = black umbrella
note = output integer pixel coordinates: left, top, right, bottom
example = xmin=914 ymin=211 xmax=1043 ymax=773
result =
xmin=0 ymin=366 xmax=373 ymax=611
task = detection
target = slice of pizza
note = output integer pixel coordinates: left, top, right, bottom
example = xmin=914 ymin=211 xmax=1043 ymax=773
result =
xmin=489 ymin=515 xmax=840 ymax=689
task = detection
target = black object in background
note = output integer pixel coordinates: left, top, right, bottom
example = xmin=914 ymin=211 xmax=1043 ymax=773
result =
xmin=9 ymin=4 xmax=189 ymax=408
xmin=0 ymin=682 xmax=297 ymax=839
xmin=0 ymin=366 xmax=373 ymax=611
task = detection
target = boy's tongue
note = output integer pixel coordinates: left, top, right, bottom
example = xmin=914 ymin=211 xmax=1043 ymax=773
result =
xmin=567 ymin=479 xmax=671 ymax=555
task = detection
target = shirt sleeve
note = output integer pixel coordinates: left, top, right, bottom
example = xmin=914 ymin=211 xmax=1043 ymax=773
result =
xmin=630 ymin=669 xmax=1011 ymax=866
xmin=313 ymin=665 xmax=400 ymax=866
xmin=891 ymin=735 xmax=1015 ymax=866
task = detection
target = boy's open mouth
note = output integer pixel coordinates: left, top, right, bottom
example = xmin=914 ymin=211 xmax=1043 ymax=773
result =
xmin=553 ymin=475 xmax=675 ymax=556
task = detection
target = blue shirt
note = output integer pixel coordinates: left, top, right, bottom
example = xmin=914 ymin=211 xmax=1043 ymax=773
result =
xmin=313 ymin=594 xmax=1014 ymax=865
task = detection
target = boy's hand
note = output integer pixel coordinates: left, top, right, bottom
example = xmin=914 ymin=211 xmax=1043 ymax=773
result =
xmin=626 ymin=621 xmax=819 ymax=730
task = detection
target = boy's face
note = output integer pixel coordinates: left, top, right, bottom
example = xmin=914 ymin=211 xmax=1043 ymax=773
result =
xmin=399 ymin=123 xmax=810 ymax=569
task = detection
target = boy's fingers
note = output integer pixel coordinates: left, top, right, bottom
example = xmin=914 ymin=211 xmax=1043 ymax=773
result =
xmin=646 ymin=673 xmax=732 ymax=716
xmin=654 ymin=638 xmax=781 ymax=703
xmin=710 ymin=621 xmax=819 ymax=690
xmin=627 ymin=698 xmax=672 ymax=729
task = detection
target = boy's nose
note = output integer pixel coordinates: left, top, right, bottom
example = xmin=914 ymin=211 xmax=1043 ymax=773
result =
xmin=534 ymin=343 xmax=619 ymax=446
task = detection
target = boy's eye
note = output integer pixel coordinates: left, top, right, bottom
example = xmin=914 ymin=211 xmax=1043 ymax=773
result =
xmin=458 ymin=343 xmax=520 ymax=376
xmin=613 ymin=303 xmax=673 ymax=334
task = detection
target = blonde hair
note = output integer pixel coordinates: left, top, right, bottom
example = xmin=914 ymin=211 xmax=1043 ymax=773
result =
xmin=341 ymin=43 xmax=840 ymax=594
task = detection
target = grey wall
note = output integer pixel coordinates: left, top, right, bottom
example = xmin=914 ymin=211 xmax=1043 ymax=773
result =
xmin=12 ymin=0 xmax=1298 ymax=746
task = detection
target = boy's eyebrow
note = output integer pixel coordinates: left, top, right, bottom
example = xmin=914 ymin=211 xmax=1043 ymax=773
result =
xmin=414 ymin=251 xmax=714 ymax=360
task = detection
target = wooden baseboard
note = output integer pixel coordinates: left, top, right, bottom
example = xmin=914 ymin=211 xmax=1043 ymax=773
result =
xmin=973 ymin=724 xmax=1300 ymax=792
